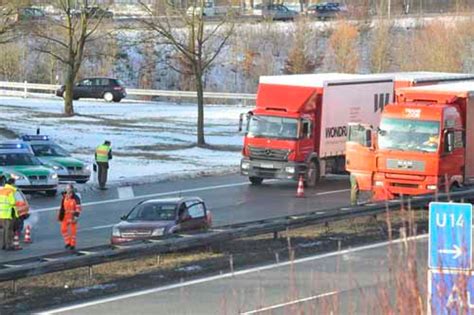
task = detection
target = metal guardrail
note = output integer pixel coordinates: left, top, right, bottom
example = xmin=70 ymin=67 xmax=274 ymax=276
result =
xmin=0 ymin=189 xmax=472 ymax=282
xmin=0 ymin=81 xmax=256 ymax=101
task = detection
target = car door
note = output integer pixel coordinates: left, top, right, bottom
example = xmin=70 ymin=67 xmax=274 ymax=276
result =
xmin=179 ymin=200 xmax=207 ymax=232
xmin=345 ymin=123 xmax=375 ymax=191
xmin=91 ymin=78 xmax=103 ymax=98
xmin=75 ymin=79 xmax=91 ymax=98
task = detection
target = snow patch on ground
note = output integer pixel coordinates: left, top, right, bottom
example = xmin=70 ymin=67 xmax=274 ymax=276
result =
xmin=0 ymin=97 xmax=250 ymax=185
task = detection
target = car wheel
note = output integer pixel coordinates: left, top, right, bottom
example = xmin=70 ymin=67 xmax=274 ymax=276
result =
xmin=103 ymin=92 xmax=114 ymax=102
xmin=45 ymin=190 xmax=57 ymax=197
xmin=113 ymin=97 xmax=122 ymax=103
xmin=249 ymin=176 xmax=263 ymax=185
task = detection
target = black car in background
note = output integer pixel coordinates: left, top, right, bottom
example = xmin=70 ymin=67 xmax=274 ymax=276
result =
xmin=306 ymin=2 xmax=347 ymax=20
xmin=72 ymin=7 xmax=113 ymax=19
xmin=56 ymin=77 xmax=127 ymax=102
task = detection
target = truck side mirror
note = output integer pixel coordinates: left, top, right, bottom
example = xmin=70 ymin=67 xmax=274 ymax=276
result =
xmin=238 ymin=113 xmax=243 ymax=132
xmin=444 ymin=130 xmax=454 ymax=153
xmin=365 ymin=129 xmax=372 ymax=147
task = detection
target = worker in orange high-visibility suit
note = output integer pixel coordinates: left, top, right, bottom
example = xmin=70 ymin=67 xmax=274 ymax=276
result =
xmin=58 ymin=184 xmax=81 ymax=250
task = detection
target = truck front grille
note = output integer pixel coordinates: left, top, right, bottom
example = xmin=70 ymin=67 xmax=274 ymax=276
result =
xmin=248 ymin=146 xmax=290 ymax=162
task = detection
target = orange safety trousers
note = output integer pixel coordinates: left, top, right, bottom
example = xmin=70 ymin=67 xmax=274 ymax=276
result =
xmin=60 ymin=195 xmax=81 ymax=246
xmin=61 ymin=218 xmax=77 ymax=246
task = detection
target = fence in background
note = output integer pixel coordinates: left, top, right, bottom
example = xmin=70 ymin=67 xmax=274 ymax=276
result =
xmin=0 ymin=81 xmax=256 ymax=101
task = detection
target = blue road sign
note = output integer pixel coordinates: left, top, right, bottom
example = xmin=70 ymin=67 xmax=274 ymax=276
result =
xmin=429 ymin=270 xmax=474 ymax=314
xmin=429 ymin=202 xmax=472 ymax=270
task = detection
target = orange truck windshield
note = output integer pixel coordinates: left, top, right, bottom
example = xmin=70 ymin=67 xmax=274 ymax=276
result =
xmin=378 ymin=118 xmax=440 ymax=153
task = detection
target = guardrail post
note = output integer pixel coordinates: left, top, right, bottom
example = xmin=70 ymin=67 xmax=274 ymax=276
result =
xmin=11 ymin=280 xmax=17 ymax=295
xmin=88 ymin=266 xmax=93 ymax=281
xmin=23 ymin=80 xmax=28 ymax=98
xmin=275 ymin=251 xmax=280 ymax=263
xmin=229 ymin=255 xmax=234 ymax=274
xmin=156 ymin=255 xmax=161 ymax=265
xmin=273 ymin=231 xmax=278 ymax=239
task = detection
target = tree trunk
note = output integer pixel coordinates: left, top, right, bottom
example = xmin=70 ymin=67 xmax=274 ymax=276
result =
xmin=64 ymin=66 xmax=75 ymax=116
xmin=195 ymin=66 xmax=206 ymax=147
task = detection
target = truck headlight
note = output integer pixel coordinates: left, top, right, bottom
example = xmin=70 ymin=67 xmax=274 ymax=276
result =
xmin=52 ymin=165 xmax=62 ymax=171
xmin=50 ymin=173 xmax=58 ymax=179
xmin=285 ymin=166 xmax=295 ymax=174
xmin=152 ymin=228 xmax=165 ymax=236
xmin=85 ymin=165 xmax=91 ymax=171
xmin=374 ymin=181 xmax=384 ymax=187
xmin=241 ymin=162 xmax=250 ymax=170
xmin=427 ymin=184 xmax=438 ymax=190
xmin=112 ymin=226 xmax=121 ymax=237
xmin=10 ymin=173 xmax=25 ymax=181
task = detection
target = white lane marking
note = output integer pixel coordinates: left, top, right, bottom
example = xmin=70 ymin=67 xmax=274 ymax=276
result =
xmin=117 ymin=186 xmax=134 ymax=199
xmin=240 ymin=291 xmax=339 ymax=314
xmin=316 ymin=189 xmax=350 ymax=196
xmin=316 ymin=211 xmax=326 ymax=215
xmin=41 ymin=234 xmax=428 ymax=314
xmin=78 ymin=224 xmax=115 ymax=232
xmin=34 ymin=181 xmax=251 ymax=213
xmin=33 ymin=184 xmax=350 ymax=214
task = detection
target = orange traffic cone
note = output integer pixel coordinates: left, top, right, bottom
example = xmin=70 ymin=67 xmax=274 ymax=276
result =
xmin=296 ymin=175 xmax=305 ymax=198
xmin=24 ymin=225 xmax=32 ymax=243
xmin=13 ymin=232 xmax=22 ymax=250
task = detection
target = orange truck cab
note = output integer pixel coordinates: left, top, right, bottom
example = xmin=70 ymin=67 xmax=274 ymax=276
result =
xmin=346 ymin=72 xmax=474 ymax=196
xmin=347 ymin=81 xmax=474 ymax=200
xmin=240 ymin=73 xmax=395 ymax=186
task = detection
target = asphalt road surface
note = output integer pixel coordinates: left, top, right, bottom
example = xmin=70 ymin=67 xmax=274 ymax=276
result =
xmin=43 ymin=235 xmax=429 ymax=314
xmin=1 ymin=173 xmax=351 ymax=263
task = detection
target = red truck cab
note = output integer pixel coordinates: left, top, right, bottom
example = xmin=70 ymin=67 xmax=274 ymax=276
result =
xmin=241 ymin=73 xmax=395 ymax=186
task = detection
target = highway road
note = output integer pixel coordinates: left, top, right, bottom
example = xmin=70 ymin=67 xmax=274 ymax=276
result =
xmin=43 ymin=235 xmax=429 ymax=314
xmin=0 ymin=173 xmax=351 ymax=263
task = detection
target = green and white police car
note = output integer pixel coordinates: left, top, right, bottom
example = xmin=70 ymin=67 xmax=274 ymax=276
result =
xmin=21 ymin=135 xmax=91 ymax=184
xmin=0 ymin=141 xmax=59 ymax=196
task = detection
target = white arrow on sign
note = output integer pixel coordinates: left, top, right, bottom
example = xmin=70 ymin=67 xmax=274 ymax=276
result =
xmin=439 ymin=245 xmax=463 ymax=259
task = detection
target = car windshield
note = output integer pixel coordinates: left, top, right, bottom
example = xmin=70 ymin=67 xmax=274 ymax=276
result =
xmin=247 ymin=115 xmax=298 ymax=140
xmin=126 ymin=203 xmax=177 ymax=221
xmin=31 ymin=144 xmax=70 ymax=157
xmin=0 ymin=153 xmax=42 ymax=166
xmin=378 ymin=118 xmax=440 ymax=153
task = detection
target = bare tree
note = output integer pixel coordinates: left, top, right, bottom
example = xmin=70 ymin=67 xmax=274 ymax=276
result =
xmin=0 ymin=2 xmax=19 ymax=45
xmin=140 ymin=0 xmax=235 ymax=147
xmin=33 ymin=0 xmax=109 ymax=116
xmin=284 ymin=17 xmax=321 ymax=74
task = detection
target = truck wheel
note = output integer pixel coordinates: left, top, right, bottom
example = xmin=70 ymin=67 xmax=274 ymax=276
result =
xmin=249 ymin=177 xmax=263 ymax=185
xmin=306 ymin=160 xmax=320 ymax=187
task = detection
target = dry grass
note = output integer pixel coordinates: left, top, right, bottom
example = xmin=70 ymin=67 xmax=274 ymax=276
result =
xmin=327 ymin=21 xmax=360 ymax=73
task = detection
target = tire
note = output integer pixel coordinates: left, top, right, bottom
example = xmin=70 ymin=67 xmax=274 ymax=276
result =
xmin=103 ymin=92 xmax=114 ymax=102
xmin=249 ymin=176 xmax=263 ymax=185
xmin=305 ymin=160 xmax=320 ymax=187
xmin=45 ymin=190 xmax=57 ymax=197
xmin=113 ymin=97 xmax=122 ymax=103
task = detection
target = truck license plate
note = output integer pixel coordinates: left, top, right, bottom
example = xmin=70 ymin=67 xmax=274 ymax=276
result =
xmin=260 ymin=163 xmax=274 ymax=169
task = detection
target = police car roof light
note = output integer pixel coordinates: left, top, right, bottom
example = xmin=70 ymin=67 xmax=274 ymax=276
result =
xmin=0 ymin=143 xmax=28 ymax=149
xmin=21 ymin=135 xmax=49 ymax=141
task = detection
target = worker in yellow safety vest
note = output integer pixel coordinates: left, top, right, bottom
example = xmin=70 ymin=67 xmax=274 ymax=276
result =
xmin=0 ymin=178 xmax=20 ymax=251
xmin=95 ymin=140 xmax=112 ymax=190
